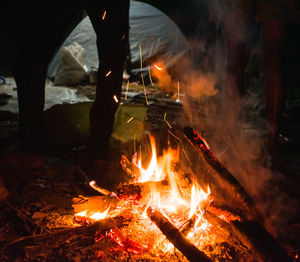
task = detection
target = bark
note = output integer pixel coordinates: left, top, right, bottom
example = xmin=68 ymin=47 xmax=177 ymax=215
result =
xmin=183 ymin=126 xmax=259 ymax=219
xmin=147 ymin=207 xmax=213 ymax=262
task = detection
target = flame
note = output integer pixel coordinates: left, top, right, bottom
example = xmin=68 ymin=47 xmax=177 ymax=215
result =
xmin=73 ymin=134 xmax=213 ymax=255
xmin=134 ymin=135 xmax=211 ymax=224
xmin=89 ymin=206 xmax=110 ymax=221
xmin=189 ymin=184 xmax=210 ymax=219
xmin=74 ymin=210 xmax=87 ymax=217
xmin=152 ymin=62 xmax=173 ymax=92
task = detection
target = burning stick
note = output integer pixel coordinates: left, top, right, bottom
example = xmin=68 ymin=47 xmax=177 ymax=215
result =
xmin=183 ymin=127 xmax=257 ymax=215
xmin=89 ymin=180 xmax=113 ymax=196
xmin=180 ymin=196 xmax=212 ymax=236
xmin=147 ymin=207 xmax=213 ymax=262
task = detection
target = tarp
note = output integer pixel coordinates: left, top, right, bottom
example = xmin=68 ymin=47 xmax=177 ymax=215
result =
xmin=47 ymin=0 xmax=189 ymax=80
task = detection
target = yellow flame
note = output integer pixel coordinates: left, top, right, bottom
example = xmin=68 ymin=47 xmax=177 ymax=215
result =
xmin=74 ymin=210 xmax=87 ymax=217
xmin=135 ymin=135 xmax=211 ymax=223
xmin=89 ymin=206 xmax=110 ymax=221
xmin=189 ymin=184 xmax=210 ymax=219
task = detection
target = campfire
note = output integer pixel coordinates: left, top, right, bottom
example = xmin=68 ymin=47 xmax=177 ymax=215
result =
xmin=69 ymin=127 xmax=292 ymax=261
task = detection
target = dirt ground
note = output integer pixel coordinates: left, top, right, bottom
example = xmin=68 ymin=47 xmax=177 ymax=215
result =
xmin=0 ymin=78 xmax=299 ymax=261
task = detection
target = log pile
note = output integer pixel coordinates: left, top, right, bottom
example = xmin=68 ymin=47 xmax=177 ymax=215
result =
xmin=0 ymin=126 xmax=293 ymax=261
xmin=183 ymin=126 xmax=292 ymax=262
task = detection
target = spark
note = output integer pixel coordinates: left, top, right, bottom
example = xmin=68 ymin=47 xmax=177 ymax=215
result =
xmin=134 ymin=134 xmax=137 ymax=153
xmin=167 ymin=130 xmax=192 ymax=166
xmin=141 ymin=73 xmax=148 ymax=105
xmin=167 ymin=129 xmax=182 ymax=144
xmin=138 ymin=44 xmax=148 ymax=105
xmin=127 ymin=116 xmax=134 ymax=123
xmin=113 ymin=95 xmax=119 ymax=103
xmin=101 ymin=10 xmax=106 ymax=20
xmin=106 ymin=71 xmax=111 ymax=77
xmin=139 ymin=43 xmax=143 ymax=70
xmin=163 ymin=112 xmax=172 ymax=129
xmin=125 ymin=80 xmax=129 ymax=100
xmin=148 ymin=67 xmax=154 ymax=86
xmin=122 ymin=34 xmax=126 ymax=40
xmin=154 ymin=64 xmax=163 ymax=71
xmin=176 ymin=81 xmax=180 ymax=102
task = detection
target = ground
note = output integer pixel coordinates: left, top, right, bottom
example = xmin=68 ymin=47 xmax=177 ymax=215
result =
xmin=0 ymin=76 xmax=299 ymax=261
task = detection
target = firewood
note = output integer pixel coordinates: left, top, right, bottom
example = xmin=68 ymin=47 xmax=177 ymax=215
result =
xmin=73 ymin=195 xmax=116 ymax=214
xmin=6 ymin=215 xmax=128 ymax=248
xmin=203 ymin=211 xmax=236 ymax=240
xmin=183 ymin=127 xmax=258 ymax=217
xmin=147 ymin=207 xmax=213 ymax=262
xmin=73 ymin=181 xmax=170 ymax=214
xmin=230 ymin=220 xmax=293 ymax=262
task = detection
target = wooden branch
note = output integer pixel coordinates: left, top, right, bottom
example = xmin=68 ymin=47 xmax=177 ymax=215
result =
xmin=5 ymin=200 xmax=50 ymax=234
xmin=6 ymin=215 xmax=127 ymax=247
xmin=203 ymin=211 xmax=236 ymax=240
xmin=147 ymin=207 xmax=213 ymax=262
xmin=183 ymin=127 xmax=258 ymax=217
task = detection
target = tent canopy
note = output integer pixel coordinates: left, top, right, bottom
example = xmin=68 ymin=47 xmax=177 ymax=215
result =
xmin=47 ymin=0 xmax=190 ymax=80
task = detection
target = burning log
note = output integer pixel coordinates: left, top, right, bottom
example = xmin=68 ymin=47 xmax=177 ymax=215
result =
xmin=231 ymin=220 xmax=293 ymax=262
xmin=73 ymin=181 xmax=170 ymax=214
xmin=147 ymin=207 xmax=213 ymax=262
xmin=183 ymin=127 xmax=257 ymax=216
xmin=203 ymin=211 xmax=237 ymax=240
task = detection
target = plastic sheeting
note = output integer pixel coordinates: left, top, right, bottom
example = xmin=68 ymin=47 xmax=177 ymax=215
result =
xmin=0 ymin=78 xmax=90 ymax=113
xmin=47 ymin=0 xmax=189 ymax=80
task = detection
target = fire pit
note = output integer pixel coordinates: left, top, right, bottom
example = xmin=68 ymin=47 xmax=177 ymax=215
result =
xmin=69 ymin=128 xmax=292 ymax=261
xmin=3 ymin=128 xmax=293 ymax=261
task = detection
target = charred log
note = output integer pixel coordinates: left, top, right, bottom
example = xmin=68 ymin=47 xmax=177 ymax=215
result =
xmin=183 ymin=126 xmax=259 ymax=218
xmin=147 ymin=207 xmax=213 ymax=262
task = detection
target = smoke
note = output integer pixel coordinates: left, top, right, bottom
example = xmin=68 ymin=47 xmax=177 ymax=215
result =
xmin=175 ymin=0 xmax=297 ymax=243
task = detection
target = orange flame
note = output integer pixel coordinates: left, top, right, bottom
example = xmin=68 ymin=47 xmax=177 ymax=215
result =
xmin=134 ymin=135 xmax=211 ymax=224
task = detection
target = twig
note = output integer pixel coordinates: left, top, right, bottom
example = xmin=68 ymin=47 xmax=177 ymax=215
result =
xmin=5 ymin=200 xmax=50 ymax=234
